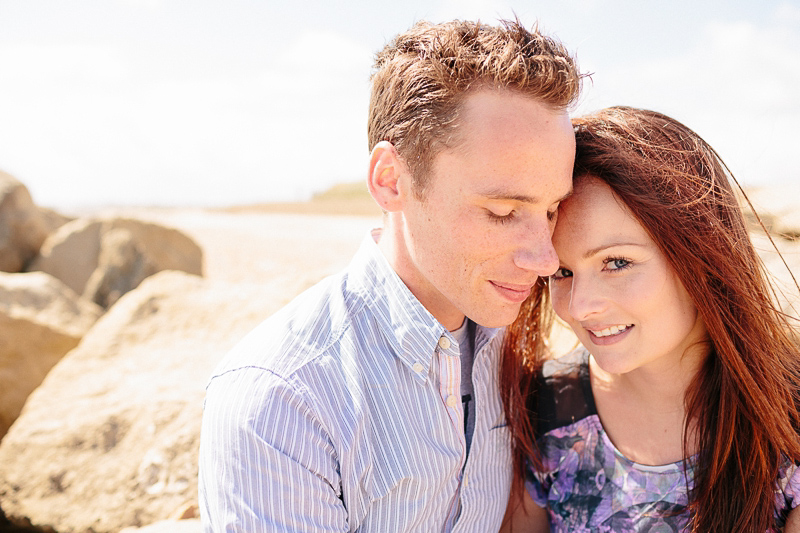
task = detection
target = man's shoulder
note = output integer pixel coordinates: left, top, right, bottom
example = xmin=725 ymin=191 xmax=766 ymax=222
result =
xmin=211 ymin=268 xmax=372 ymax=382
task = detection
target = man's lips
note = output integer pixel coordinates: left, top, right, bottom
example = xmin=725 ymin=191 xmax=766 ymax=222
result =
xmin=490 ymin=281 xmax=534 ymax=303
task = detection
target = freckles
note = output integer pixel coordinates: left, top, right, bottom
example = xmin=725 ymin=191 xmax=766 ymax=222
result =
xmin=472 ymin=257 xmax=493 ymax=275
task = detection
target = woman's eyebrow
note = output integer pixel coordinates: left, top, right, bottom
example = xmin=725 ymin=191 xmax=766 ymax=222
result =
xmin=582 ymin=242 xmax=647 ymax=260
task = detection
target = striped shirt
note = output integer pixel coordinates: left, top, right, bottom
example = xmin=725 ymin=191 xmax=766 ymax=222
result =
xmin=199 ymin=231 xmax=512 ymax=532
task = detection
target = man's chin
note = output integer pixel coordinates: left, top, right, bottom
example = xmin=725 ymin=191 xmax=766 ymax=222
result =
xmin=465 ymin=305 xmax=521 ymax=329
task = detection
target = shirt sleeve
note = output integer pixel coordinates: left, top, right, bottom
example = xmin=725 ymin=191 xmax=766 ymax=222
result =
xmin=199 ymin=367 xmax=348 ymax=532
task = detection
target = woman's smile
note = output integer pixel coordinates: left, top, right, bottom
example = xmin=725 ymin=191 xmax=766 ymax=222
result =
xmin=549 ymin=177 xmax=707 ymax=376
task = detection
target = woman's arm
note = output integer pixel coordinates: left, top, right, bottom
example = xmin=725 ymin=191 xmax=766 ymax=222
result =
xmin=499 ymin=487 xmax=550 ymax=533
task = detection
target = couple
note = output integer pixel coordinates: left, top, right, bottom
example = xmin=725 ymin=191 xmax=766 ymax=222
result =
xmin=198 ymin=18 xmax=800 ymax=532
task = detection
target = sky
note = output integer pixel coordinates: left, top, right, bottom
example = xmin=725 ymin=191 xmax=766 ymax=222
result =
xmin=0 ymin=0 xmax=798 ymax=210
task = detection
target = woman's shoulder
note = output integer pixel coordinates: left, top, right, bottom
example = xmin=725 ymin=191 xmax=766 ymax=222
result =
xmin=535 ymin=346 xmax=598 ymax=436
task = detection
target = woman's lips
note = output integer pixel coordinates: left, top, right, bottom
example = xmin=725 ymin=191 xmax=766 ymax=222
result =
xmin=586 ymin=324 xmax=634 ymax=346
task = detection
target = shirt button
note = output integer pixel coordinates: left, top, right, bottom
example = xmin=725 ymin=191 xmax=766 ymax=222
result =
xmin=438 ymin=336 xmax=451 ymax=350
xmin=446 ymin=394 xmax=458 ymax=408
xmin=412 ymin=362 xmax=424 ymax=373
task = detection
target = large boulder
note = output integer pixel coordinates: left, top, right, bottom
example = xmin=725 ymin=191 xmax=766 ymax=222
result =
xmin=38 ymin=207 xmax=74 ymax=237
xmin=0 ymin=171 xmax=50 ymax=273
xmin=119 ymin=519 xmax=200 ymax=533
xmin=28 ymin=218 xmax=203 ymax=307
xmin=0 ymin=270 xmax=298 ymax=532
xmin=0 ymin=271 xmax=102 ymax=441
xmin=741 ymin=184 xmax=800 ymax=242
xmin=739 ymin=184 xmax=800 ymax=319
xmin=751 ymin=233 xmax=800 ymax=320
xmin=119 ymin=518 xmax=203 ymax=533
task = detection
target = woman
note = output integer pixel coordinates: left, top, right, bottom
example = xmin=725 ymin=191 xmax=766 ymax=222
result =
xmin=500 ymin=106 xmax=800 ymax=532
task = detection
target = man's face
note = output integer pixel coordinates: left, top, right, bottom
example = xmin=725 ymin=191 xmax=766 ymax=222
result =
xmin=395 ymin=89 xmax=575 ymax=330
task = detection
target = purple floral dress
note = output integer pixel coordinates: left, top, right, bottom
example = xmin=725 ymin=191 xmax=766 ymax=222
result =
xmin=526 ymin=348 xmax=800 ymax=532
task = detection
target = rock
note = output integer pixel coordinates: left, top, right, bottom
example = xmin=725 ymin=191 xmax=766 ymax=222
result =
xmin=738 ymin=184 xmax=800 ymax=319
xmin=0 ymin=270 xmax=299 ymax=533
xmin=118 ymin=519 xmax=201 ymax=533
xmin=83 ymin=227 xmax=156 ymax=308
xmin=167 ymin=502 xmax=199 ymax=520
xmin=741 ymin=183 xmax=800 ymax=242
xmin=0 ymin=171 xmax=50 ymax=273
xmin=37 ymin=207 xmax=73 ymax=236
xmin=28 ymin=218 xmax=203 ymax=307
xmin=0 ymin=271 xmax=102 ymax=441
xmin=751 ymin=233 xmax=800 ymax=320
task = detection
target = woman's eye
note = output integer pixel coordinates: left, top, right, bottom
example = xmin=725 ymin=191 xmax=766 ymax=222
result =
xmin=551 ymin=267 xmax=573 ymax=280
xmin=605 ymin=258 xmax=631 ymax=271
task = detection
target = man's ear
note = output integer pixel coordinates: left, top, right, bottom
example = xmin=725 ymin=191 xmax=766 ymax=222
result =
xmin=367 ymin=141 xmax=408 ymax=212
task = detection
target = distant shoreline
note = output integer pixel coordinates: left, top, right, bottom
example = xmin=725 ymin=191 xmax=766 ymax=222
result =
xmin=55 ymin=181 xmax=384 ymax=219
xmin=212 ymin=198 xmax=383 ymax=217
xmin=216 ymin=181 xmax=381 ymax=217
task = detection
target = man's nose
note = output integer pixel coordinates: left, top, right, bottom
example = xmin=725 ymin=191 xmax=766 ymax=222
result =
xmin=512 ymin=219 xmax=560 ymax=277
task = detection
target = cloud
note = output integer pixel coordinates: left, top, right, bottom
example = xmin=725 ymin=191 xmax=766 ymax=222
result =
xmin=575 ymin=7 xmax=800 ymax=187
xmin=0 ymin=43 xmax=132 ymax=86
xmin=431 ymin=0 xmax=516 ymax=21
xmin=0 ymin=30 xmax=373 ymax=208
xmin=273 ymin=29 xmax=373 ymax=75
xmin=775 ymin=1 xmax=800 ymax=24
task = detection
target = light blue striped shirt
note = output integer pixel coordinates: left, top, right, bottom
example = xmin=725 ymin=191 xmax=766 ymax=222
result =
xmin=199 ymin=231 xmax=512 ymax=532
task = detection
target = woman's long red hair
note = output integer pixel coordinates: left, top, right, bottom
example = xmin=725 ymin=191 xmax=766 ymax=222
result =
xmin=501 ymin=106 xmax=800 ymax=532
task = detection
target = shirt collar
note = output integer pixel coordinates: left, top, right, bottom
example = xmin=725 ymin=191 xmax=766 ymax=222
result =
xmin=346 ymin=231 xmax=502 ymax=378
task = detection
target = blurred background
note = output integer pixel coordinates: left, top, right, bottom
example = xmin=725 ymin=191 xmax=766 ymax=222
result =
xmin=0 ymin=0 xmax=798 ymax=210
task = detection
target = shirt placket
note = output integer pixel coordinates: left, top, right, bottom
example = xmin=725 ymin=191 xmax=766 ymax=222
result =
xmin=436 ymin=333 xmax=466 ymax=531
xmin=451 ymin=329 xmax=511 ymax=533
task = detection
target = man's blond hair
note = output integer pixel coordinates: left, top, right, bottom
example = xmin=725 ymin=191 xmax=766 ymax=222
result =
xmin=368 ymin=18 xmax=582 ymax=196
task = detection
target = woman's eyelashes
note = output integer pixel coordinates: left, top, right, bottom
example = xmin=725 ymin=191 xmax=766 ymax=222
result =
xmin=603 ymin=257 xmax=633 ymax=271
xmin=551 ymin=258 xmax=633 ymax=281
xmin=551 ymin=267 xmax=573 ymax=280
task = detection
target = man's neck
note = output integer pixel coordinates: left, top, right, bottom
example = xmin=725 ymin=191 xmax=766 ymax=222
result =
xmin=376 ymin=216 xmax=466 ymax=330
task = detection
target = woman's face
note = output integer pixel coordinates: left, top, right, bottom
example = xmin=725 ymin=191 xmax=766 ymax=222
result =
xmin=549 ymin=177 xmax=708 ymax=376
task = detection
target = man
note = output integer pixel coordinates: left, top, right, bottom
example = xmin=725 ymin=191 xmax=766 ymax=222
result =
xmin=199 ymin=18 xmax=581 ymax=532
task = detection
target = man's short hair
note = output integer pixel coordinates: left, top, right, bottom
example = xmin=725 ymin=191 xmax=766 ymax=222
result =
xmin=368 ymin=18 xmax=583 ymax=197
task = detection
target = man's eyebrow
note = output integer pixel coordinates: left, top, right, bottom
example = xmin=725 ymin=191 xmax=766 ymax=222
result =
xmin=480 ymin=188 xmax=574 ymax=204
xmin=583 ymin=242 xmax=647 ymax=260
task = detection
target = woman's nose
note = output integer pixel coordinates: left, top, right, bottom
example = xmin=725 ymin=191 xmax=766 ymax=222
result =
xmin=567 ymin=274 xmax=606 ymax=322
